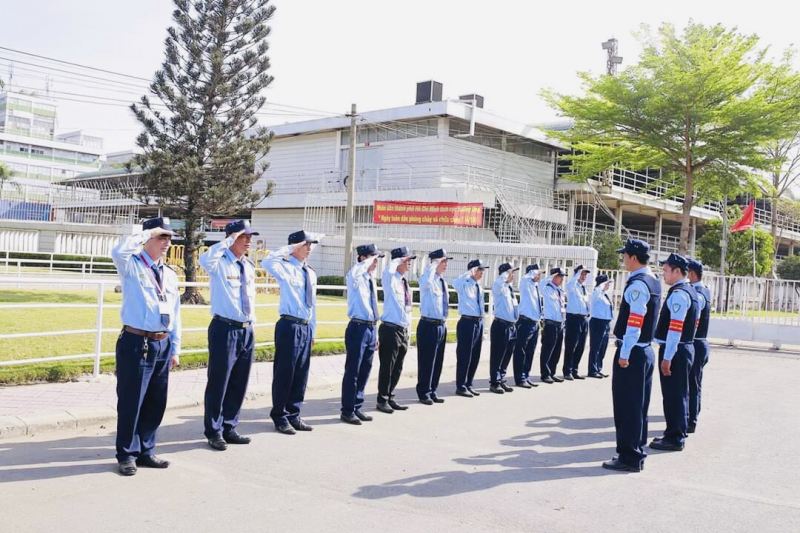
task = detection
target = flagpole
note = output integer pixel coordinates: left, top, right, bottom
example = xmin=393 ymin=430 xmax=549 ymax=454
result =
xmin=752 ymin=225 xmax=757 ymax=278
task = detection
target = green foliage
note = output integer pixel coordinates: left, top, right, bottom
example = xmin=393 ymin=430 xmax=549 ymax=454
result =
xmin=317 ymin=276 xmax=346 ymax=297
xmin=697 ymin=207 xmax=774 ymax=276
xmin=569 ymin=231 xmax=623 ymax=270
xmin=131 ymin=0 xmax=276 ymax=297
xmin=545 ymin=22 xmax=800 ymax=254
xmin=776 ymin=255 xmax=800 ymax=280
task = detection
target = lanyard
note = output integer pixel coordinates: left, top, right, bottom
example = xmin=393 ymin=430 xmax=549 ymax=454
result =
xmin=139 ymin=253 xmax=166 ymax=299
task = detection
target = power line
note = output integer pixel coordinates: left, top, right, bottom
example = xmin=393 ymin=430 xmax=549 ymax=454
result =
xmin=0 ymin=45 xmax=151 ymax=82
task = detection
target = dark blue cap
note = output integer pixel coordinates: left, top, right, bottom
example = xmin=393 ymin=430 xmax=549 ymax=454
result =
xmin=288 ymin=230 xmax=319 ymax=245
xmin=468 ymin=259 xmax=489 ymax=270
xmin=499 ymin=263 xmax=519 ymax=275
xmin=142 ymin=217 xmax=175 ymax=236
xmin=225 ymin=219 xmax=259 ymax=236
xmin=687 ymin=258 xmax=704 ymax=273
xmin=526 ymin=263 xmax=540 ymax=274
xmin=616 ymin=238 xmax=650 ymax=255
xmin=356 ymin=243 xmax=384 ymax=258
xmin=390 ymin=246 xmax=416 ymax=260
xmin=659 ymin=253 xmax=689 ymax=270
xmin=550 ymin=267 xmax=566 ymax=277
xmin=595 ymin=274 xmax=609 ymax=285
xmin=573 ymin=264 xmax=590 ymax=274
xmin=429 ymin=248 xmax=453 ymax=260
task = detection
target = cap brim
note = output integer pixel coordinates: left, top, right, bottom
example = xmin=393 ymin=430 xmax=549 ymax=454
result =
xmin=307 ymin=239 xmax=319 ymax=244
xmin=658 ymin=260 xmax=667 ymax=266
xmin=615 ymin=247 xmax=626 ymax=253
xmin=150 ymin=227 xmax=176 ymax=237
xmin=477 ymin=266 xmax=489 ymax=270
xmin=244 ymin=229 xmax=260 ymax=236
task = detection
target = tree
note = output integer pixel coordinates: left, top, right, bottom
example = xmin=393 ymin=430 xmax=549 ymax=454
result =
xmin=131 ymin=0 xmax=275 ymax=303
xmin=545 ymin=22 xmax=800 ymax=255
xmin=569 ymin=230 xmax=623 ymax=270
xmin=776 ymin=255 xmax=800 ymax=280
xmin=697 ymin=206 xmax=774 ymax=276
xmin=0 ymin=162 xmax=20 ymax=201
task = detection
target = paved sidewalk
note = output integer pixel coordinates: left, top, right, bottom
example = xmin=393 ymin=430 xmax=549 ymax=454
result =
xmin=0 ymin=344 xmax=456 ymax=439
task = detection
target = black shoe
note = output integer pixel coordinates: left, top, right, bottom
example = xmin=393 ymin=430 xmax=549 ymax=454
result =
xmin=118 ymin=461 xmax=137 ymax=476
xmin=136 ymin=455 xmax=170 ymax=469
xmin=525 ymin=379 xmax=539 ymax=388
xmin=553 ymin=376 xmax=564 ymax=383
xmin=541 ymin=376 xmax=554 ymax=384
xmin=456 ymin=389 xmax=474 ymax=398
xmin=207 ymin=435 xmax=228 ymax=451
xmin=355 ymin=410 xmax=373 ymax=422
xmin=275 ymin=422 xmax=297 ymax=435
xmin=601 ymin=458 xmax=641 ymax=473
xmin=563 ymin=374 xmax=574 ymax=381
xmin=588 ymin=373 xmax=603 ymax=379
xmin=467 ymin=387 xmax=481 ymax=396
xmin=376 ymin=402 xmax=394 ymax=414
xmin=419 ymin=397 xmax=434 ymax=405
xmin=688 ymin=423 xmax=697 ymax=434
xmin=431 ymin=396 xmax=445 ymax=404
xmin=500 ymin=383 xmax=514 ymax=392
xmin=289 ymin=418 xmax=313 ymax=431
xmin=223 ymin=430 xmax=251 ymax=445
xmin=516 ymin=381 xmax=532 ymax=389
xmin=599 ymin=372 xmax=609 ymax=378
xmin=489 ymin=384 xmax=505 ymax=394
xmin=388 ymin=399 xmax=408 ymax=411
xmin=572 ymin=374 xmax=586 ymax=380
xmin=340 ymin=413 xmax=362 ymax=425
xmin=649 ymin=438 xmax=684 ymax=451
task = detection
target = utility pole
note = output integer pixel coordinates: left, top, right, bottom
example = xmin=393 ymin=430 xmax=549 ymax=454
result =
xmin=342 ymin=103 xmax=357 ymax=276
xmin=720 ymin=196 xmax=728 ymax=275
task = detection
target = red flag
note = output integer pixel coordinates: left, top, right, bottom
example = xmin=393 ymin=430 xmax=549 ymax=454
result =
xmin=730 ymin=201 xmax=755 ymax=233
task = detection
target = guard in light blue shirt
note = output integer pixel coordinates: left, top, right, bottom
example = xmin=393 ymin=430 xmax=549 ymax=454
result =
xmin=199 ymin=220 xmax=258 ymax=450
xmin=111 ymin=217 xmax=181 ymax=476
xmin=587 ymin=274 xmax=614 ymax=378
xmin=513 ymin=264 xmax=543 ymax=388
xmin=489 ymin=263 xmax=519 ymax=393
xmin=563 ymin=264 xmax=591 ymax=380
xmin=261 ymin=230 xmax=319 ymax=434
xmin=604 ymin=238 xmax=661 ymax=473
xmin=340 ymin=244 xmax=384 ymax=425
xmin=416 ymin=248 xmax=452 ymax=404
xmin=540 ymin=267 xmax=566 ymax=383
xmin=376 ymin=246 xmax=416 ymax=413
xmin=452 ymin=259 xmax=489 ymax=397
xmin=687 ymin=258 xmax=711 ymax=433
xmin=651 ymin=253 xmax=699 ymax=451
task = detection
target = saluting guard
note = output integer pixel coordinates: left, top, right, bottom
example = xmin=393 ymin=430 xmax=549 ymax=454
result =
xmin=452 ymin=259 xmax=489 ymax=397
xmin=513 ymin=264 xmax=543 ymax=388
xmin=489 ymin=263 xmax=519 ymax=394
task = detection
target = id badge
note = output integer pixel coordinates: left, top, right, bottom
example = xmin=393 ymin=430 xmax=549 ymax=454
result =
xmin=158 ymin=298 xmax=171 ymax=315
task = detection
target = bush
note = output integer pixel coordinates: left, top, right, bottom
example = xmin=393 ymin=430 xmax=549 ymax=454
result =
xmin=316 ymin=275 xmax=345 ymax=297
xmin=777 ymin=255 xmax=800 ymax=280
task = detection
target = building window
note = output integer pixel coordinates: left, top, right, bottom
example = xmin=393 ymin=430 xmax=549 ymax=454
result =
xmin=340 ymin=118 xmax=438 ymax=146
xmin=449 ymin=119 xmax=553 ymax=164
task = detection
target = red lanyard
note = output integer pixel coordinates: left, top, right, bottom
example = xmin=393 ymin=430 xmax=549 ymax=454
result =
xmin=139 ymin=253 xmax=165 ymax=297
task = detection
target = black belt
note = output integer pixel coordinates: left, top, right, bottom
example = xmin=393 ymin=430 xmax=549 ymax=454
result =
xmin=518 ymin=315 xmax=539 ymax=323
xmin=350 ymin=318 xmax=377 ymax=326
xmin=567 ymin=313 xmax=588 ymax=318
xmin=381 ymin=321 xmax=406 ymax=330
xmin=280 ymin=315 xmax=309 ymax=325
xmin=420 ymin=316 xmax=445 ymax=325
xmin=493 ymin=317 xmax=516 ymax=325
xmin=213 ymin=315 xmax=252 ymax=328
xmin=544 ymin=319 xmax=563 ymax=326
xmin=459 ymin=315 xmax=483 ymax=321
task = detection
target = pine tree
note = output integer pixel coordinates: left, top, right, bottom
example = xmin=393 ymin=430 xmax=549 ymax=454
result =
xmin=131 ymin=0 xmax=275 ymax=303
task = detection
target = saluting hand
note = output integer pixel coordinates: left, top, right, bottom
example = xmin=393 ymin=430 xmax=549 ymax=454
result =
xmin=660 ymin=359 xmax=671 ymax=376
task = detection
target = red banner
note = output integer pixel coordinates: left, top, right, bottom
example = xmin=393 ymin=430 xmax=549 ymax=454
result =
xmin=373 ymin=201 xmax=483 ymax=227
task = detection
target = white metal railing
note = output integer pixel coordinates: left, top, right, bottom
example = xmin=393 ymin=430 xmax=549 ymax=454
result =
xmin=0 ymin=277 xmax=479 ymax=377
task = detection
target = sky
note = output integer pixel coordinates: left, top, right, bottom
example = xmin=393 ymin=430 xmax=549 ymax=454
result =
xmin=1 ymin=0 xmax=798 ymax=153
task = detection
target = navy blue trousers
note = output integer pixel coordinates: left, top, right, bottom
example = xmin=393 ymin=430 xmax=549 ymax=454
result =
xmin=562 ymin=313 xmax=588 ymax=376
xmin=689 ymin=339 xmax=710 ymax=427
xmin=539 ymin=320 xmax=563 ymax=380
xmin=587 ymin=318 xmax=611 ymax=375
xmin=513 ymin=317 xmax=539 ymax=384
xmin=115 ymin=330 xmax=172 ymax=463
xmin=455 ymin=317 xmax=483 ymax=391
xmin=658 ymin=343 xmax=694 ymax=445
xmin=416 ymin=319 xmax=447 ymax=400
xmin=341 ymin=320 xmax=376 ymax=415
xmin=270 ymin=317 xmax=312 ymax=425
xmin=203 ymin=320 xmax=254 ymax=439
xmin=612 ymin=344 xmax=654 ymax=468
xmin=489 ymin=319 xmax=516 ymax=386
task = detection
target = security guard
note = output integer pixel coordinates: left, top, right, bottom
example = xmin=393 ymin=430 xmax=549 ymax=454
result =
xmin=650 ymin=253 xmax=699 ymax=452
xmin=489 ymin=263 xmax=519 ymax=394
xmin=200 ymin=220 xmax=258 ymax=450
xmin=587 ymin=274 xmax=614 ymax=378
xmin=514 ymin=264 xmax=543 ymax=388
xmin=687 ymin=258 xmax=711 ymax=433
xmin=563 ymin=265 xmax=590 ymax=380
xmin=261 ymin=230 xmax=319 ymax=435
xmin=376 ymin=246 xmax=416 ymax=413
xmin=416 ymin=249 xmax=452 ymax=404
xmin=340 ymin=244 xmax=384 ymax=425
xmin=111 ymin=217 xmax=181 ymax=476
xmin=452 ymin=259 xmax=489 ymax=397
xmin=540 ymin=267 xmax=566 ymax=384
xmin=602 ymin=239 xmax=661 ymax=473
